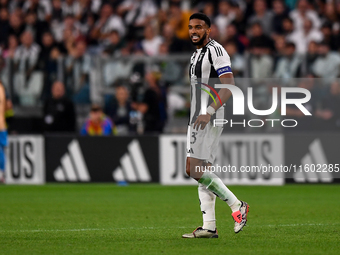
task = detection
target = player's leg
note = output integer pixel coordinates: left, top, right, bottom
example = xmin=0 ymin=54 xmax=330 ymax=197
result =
xmin=186 ymin=158 xmax=241 ymax=211
xmin=182 ymin=158 xmax=218 ymax=238
xmin=204 ymin=125 xmax=249 ymax=233
xmin=187 ymin=158 xmax=249 ymax=233
xmin=198 ymin=162 xmax=216 ymax=232
xmin=196 ymin=166 xmax=249 ymax=233
xmin=182 ymin=129 xmax=218 ymax=238
xmin=186 ymin=124 xmax=249 ymax=234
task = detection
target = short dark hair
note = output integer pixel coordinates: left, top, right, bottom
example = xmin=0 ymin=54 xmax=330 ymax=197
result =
xmin=189 ymin=13 xmax=211 ymax=27
xmin=91 ymin=104 xmax=102 ymax=112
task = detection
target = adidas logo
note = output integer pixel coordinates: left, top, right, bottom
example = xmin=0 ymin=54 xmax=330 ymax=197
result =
xmin=54 ymin=140 xmax=91 ymax=182
xmin=187 ymin=148 xmax=194 ymax=154
xmin=294 ymin=139 xmax=333 ymax=183
xmin=112 ymin=139 xmax=151 ymax=182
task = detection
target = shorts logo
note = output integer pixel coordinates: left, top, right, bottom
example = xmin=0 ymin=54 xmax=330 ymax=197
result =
xmin=187 ymin=148 xmax=194 ymax=154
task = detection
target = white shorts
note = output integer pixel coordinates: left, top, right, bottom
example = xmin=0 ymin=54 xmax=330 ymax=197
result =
xmin=186 ymin=122 xmax=223 ymax=164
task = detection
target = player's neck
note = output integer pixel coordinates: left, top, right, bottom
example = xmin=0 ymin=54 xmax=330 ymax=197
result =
xmin=196 ymin=38 xmax=211 ymax=49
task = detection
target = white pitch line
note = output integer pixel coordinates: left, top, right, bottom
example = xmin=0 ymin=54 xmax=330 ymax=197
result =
xmin=0 ymin=223 xmax=338 ymax=234
xmin=0 ymin=226 xmax=195 ymax=233
xmin=262 ymin=223 xmax=337 ymax=227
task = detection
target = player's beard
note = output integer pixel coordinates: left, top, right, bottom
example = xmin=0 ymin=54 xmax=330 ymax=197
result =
xmin=191 ymin=32 xmax=207 ymax=47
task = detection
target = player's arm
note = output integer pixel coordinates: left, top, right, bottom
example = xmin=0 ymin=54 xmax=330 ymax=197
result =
xmin=193 ymin=73 xmax=234 ymax=130
xmin=194 ymin=46 xmax=235 ymax=130
xmin=211 ymin=72 xmax=235 ymax=111
xmin=207 ymin=47 xmax=236 ymax=113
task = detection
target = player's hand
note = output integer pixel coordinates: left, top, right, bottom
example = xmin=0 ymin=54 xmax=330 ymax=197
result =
xmin=193 ymin=114 xmax=211 ymax=131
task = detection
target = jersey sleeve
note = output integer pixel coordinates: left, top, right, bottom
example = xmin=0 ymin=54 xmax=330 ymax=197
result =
xmin=209 ymin=45 xmax=232 ymax=77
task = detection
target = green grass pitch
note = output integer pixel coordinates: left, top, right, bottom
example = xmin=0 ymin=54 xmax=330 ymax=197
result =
xmin=0 ymin=184 xmax=339 ymax=254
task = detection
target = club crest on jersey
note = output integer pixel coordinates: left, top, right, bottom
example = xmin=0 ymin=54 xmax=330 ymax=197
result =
xmin=198 ymin=51 xmax=205 ymax=62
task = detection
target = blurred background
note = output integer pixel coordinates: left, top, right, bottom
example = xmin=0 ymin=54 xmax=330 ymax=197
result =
xmin=0 ymin=0 xmax=340 ymax=135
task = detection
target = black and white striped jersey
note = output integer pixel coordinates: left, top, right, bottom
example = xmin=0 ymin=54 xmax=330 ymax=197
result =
xmin=189 ymin=39 xmax=232 ymax=124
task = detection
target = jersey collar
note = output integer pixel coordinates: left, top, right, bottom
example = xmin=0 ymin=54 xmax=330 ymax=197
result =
xmin=196 ymin=39 xmax=214 ymax=53
xmin=204 ymin=38 xmax=214 ymax=48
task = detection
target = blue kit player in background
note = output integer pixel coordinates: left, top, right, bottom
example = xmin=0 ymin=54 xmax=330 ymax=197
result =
xmin=182 ymin=13 xmax=249 ymax=238
xmin=0 ymin=80 xmax=7 ymax=183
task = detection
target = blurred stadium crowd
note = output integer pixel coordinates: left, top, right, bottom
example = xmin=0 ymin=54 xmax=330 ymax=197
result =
xmin=0 ymin=0 xmax=340 ymax=134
